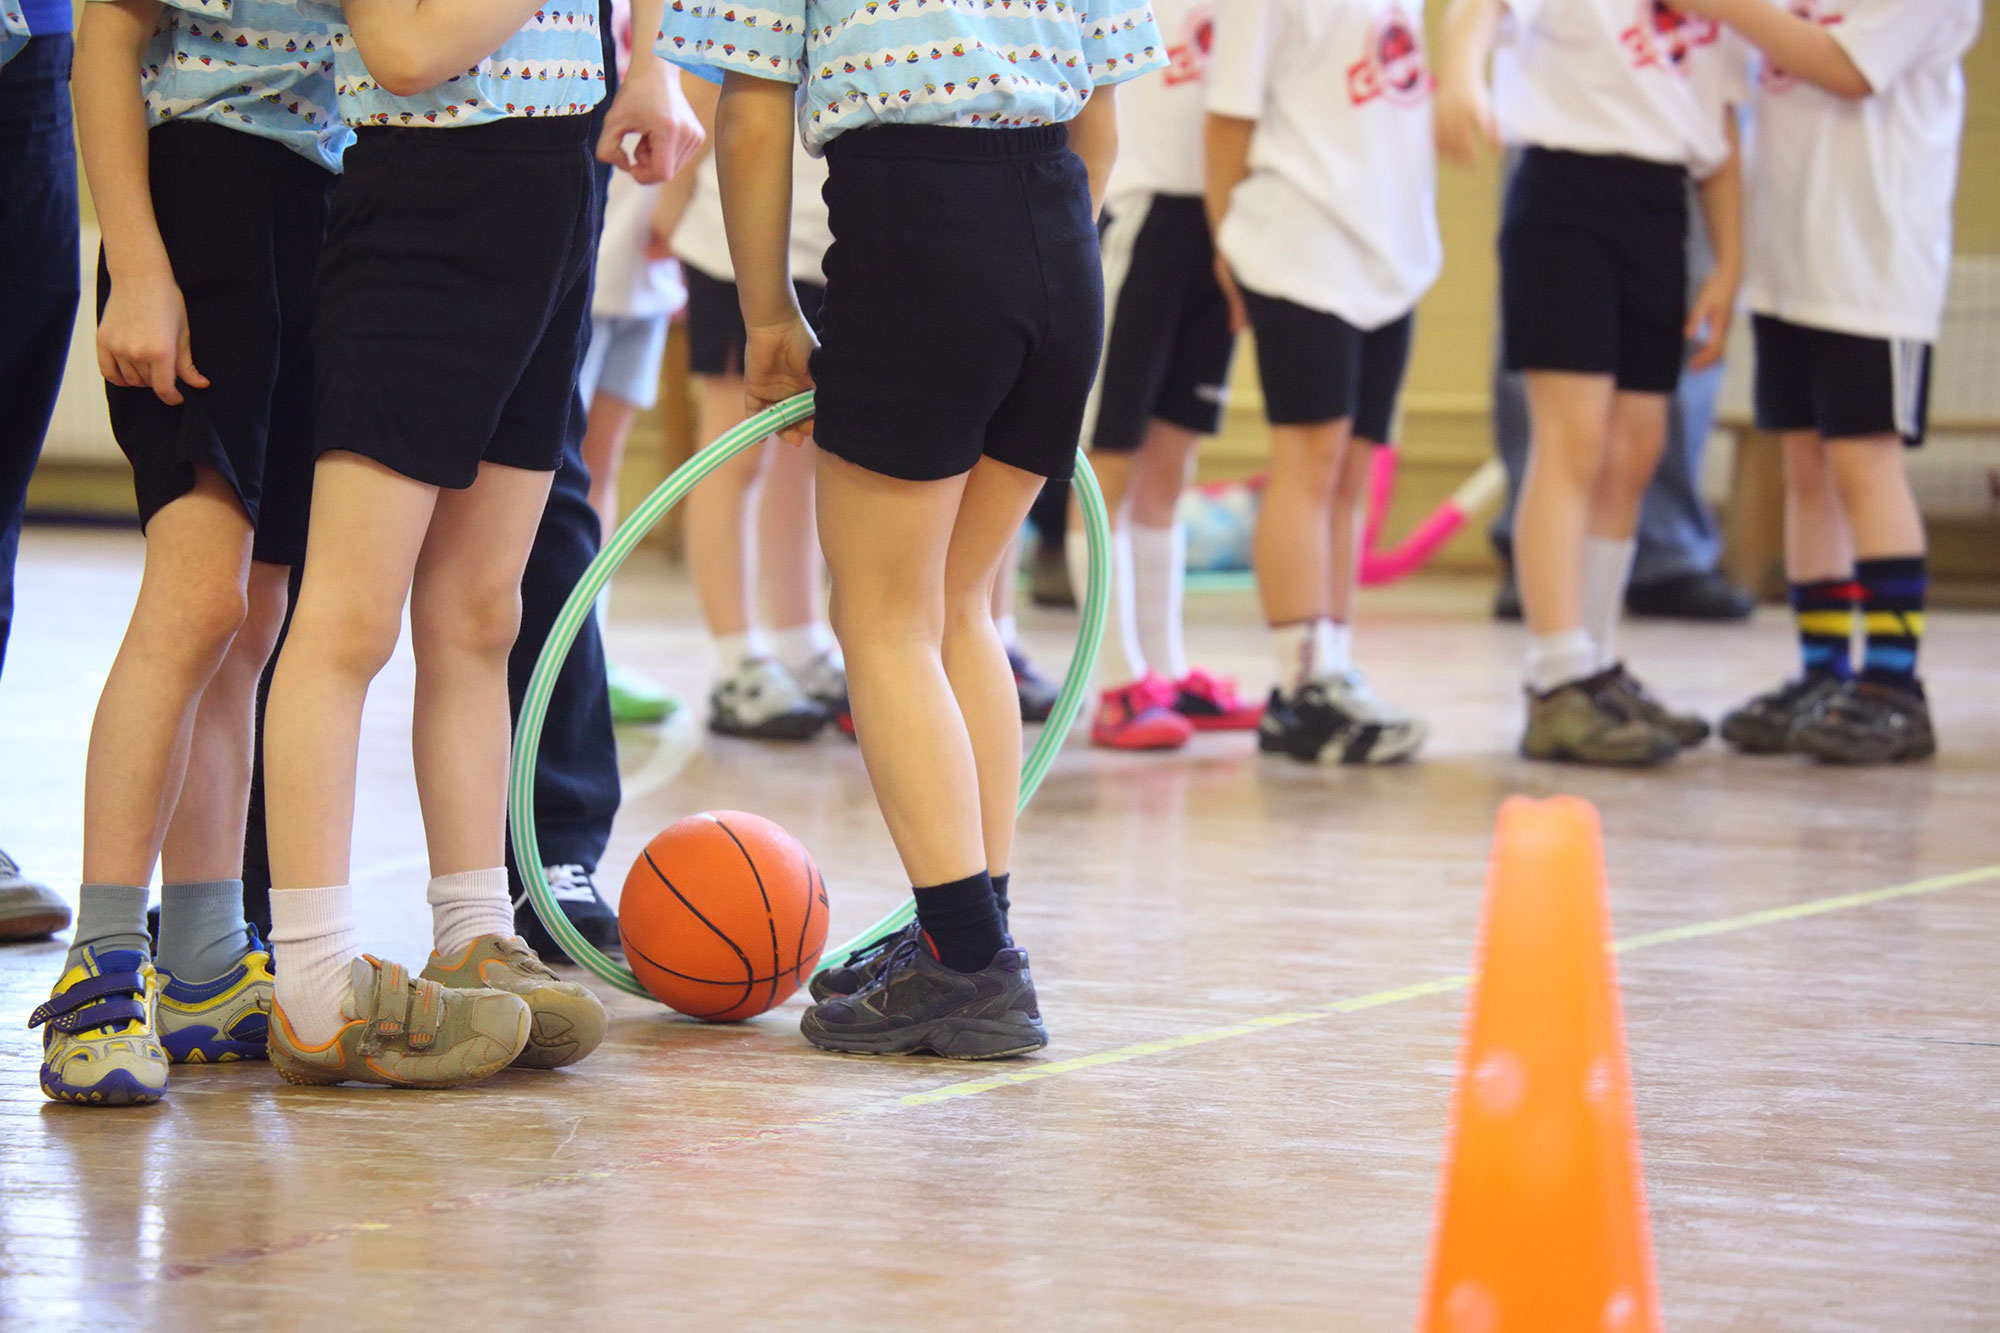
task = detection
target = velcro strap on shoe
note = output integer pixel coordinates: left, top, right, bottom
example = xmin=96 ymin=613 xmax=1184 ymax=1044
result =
xmin=40 ymin=997 xmax=149 ymax=1034
xmin=362 ymin=958 xmax=412 ymax=1041
xmin=27 ymin=971 xmax=146 ymax=1029
xmin=404 ymin=979 xmax=445 ymax=1050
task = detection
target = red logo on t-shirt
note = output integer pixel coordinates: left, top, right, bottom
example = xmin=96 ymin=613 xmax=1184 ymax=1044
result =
xmin=1621 ymin=0 xmax=1718 ymax=76
xmin=1347 ymin=6 xmax=1432 ymax=106
xmin=1761 ymin=0 xmax=1843 ymax=92
xmin=1162 ymin=3 xmax=1216 ymax=86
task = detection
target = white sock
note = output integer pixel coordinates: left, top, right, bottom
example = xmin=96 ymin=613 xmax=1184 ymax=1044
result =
xmin=427 ymin=867 xmax=513 ymax=958
xmin=769 ymin=621 xmax=836 ymax=673
xmin=1271 ymin=620 xmax=1318 ymax=696
xmin=1071 ymin=528 xmax=1145 ymax=687
xmin=1526 ymin=628 xmax=1600 ymax=694
xmin=1130 ymin=523 xmax=1189 ymax=682
xmin=714 ymin=628 xmax=769 ymax=672
xmin=994 ymin=613 xmax=1019 ymax=652
xmin=1311 ymin=620 xmax=1354 ymax=680
xmin=1582 ymin=537 xmax=1637 ymax=670
xmin=269 ymin=885 xmax=360 ymax=1046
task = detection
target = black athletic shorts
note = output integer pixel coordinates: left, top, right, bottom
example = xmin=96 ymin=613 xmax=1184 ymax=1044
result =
xmin=1500 ymin=147 xmax=1688 ymax=395
xmin=813 ymin=124 xmax=1102 ymax=482
xmin=1238 ymin=287 xmax=1413 ymax=440
xmin=1753 ymin=313 xmax=1931 ymax=447
xmin=1088 ymin=192 xmax=1235 ymax=450
xmin=682 ymin=264 xmax=827 ymax=377
xmin=99 ymin=121 xmax=332 ymax=567
xmin=313 ymin=114 xmax=602 ymax=489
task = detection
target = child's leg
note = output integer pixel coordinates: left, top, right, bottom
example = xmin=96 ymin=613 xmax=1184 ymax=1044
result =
xmin=942 ymin=458 xmax=1048 ymax=881
xmin=1126 ymin=420 xmax=1201 ymax=683
xmin=758 ymin=435 xmax=826 ymax=644
xmin=1784 ymin=431 xmax=1859 ymax=679
xmin=580 ymin=389 xmax=641 ymax=544
xmin=1514 ymin=371 xmax=1614 ymax=684
xmin=1580 ymin=390 xmax=1671 ymax=668
xmin=1324 ymin=438 xmax=1375 ymax=666
xmin=1826 ymin=434 xmax=1927 ymax=690
xmin=1067 ymin=450 xmax=1147 ymax=688
xmin=685 ymin=374 xmax=768 ymax=657
xmin=1254 ymin=420 xmax=1350 ymax=694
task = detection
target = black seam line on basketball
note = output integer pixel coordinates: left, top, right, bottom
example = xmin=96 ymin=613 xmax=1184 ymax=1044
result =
xmin=642 ymin=849 xmax=755 ymax=1012
xmin=619 ymin=933 xmax=760 ymax=1018
xmin=711 ymin=816 xmax=784 ymax=1017
xmin=794 ymin=861 xmax=820 ymax=989
xmin=128 ymin=864 xmax=2000 ymax=1292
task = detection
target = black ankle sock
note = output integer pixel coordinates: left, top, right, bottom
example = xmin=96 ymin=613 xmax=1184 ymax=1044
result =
xmin=912 ymin=871 xmax=1006 ymax=973
xmin=991 ymin=872 xmax=1011 ymax=935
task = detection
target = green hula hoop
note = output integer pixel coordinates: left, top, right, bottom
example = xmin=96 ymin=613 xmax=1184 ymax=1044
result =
xmin=507 ymin=392 xmax=1113 ymax=998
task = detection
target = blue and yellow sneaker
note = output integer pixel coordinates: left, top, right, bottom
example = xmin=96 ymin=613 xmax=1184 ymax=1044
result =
xmin=157 ymin=934 xmax=273 ymax=1064
xmin=29 ymin=947 xmax=169 ymax=1106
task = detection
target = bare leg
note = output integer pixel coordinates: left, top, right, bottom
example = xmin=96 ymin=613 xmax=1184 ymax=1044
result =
xmin=816 ymin=451 xmax=983 ymax=886
xmin=1326 ymin=438 xmax=1376 ymax=627
xmin=264 ymin=453 xmax=438 ymax=889
xmin=1781 ymin=431 xmax=1853 ymax=581
xmin=685 ymin=373 xmax=765 ymax=643
xmin=1826 ymin=435 xmax=1925 ymax=560
xmin=758 ymin=432 xmax=822 ymax=634
xmin=1515 ymin=372 xmax=1616 ymax=636
xmin=81 ymin=471 xmax=254 ymax=887
xmin=158 ymin=559 xmax=290 ymax=884
xmin=1588 ymin=392 xmax=1672 ymax=542
xmin=408 ymin=463 xmax=557 ymax=877
xmin=1253 ymin=419 xmax=1352 ymax=626
xmin=580 ymin=390 xmax=642 ymax=544
xmin=1125 ymin=420 xmax=1200 ymax=529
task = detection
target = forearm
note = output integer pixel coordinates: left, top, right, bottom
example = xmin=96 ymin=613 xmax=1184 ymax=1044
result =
xmin=1203 ymin=114 xmax=1254 ymax=237
xmin=342 ymin=0 xmax=549 ymax=98
xmin=651 ymin=73 xmax=715 ymax=238
xmin=1440 ymin=0 xmax=1503 ymax=87
xmin=627 ymin=0 xmax=665 ymax=62
xmin=1066 ymin=87 xmax=1118 ymax=216
xmin=73 ymin=1 xmax=169 ymax=283
xmin=715 ymin=73 xmax=801 ymax=327
xmin=1706 ymin=0 xmax=1870 ymax=98
xmin=1696 ymin=116 xmax=1743 ymax=279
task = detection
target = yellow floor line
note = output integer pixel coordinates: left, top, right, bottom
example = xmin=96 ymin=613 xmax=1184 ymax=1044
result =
xmin=902 ymin=863 xmax=2000 ymax=1108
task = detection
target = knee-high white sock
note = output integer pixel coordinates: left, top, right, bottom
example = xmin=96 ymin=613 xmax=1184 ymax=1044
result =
xmin=269 ymin=885 xmax=360 ymax=1046
xmin=1525 ymin=628 xmax=1600 ymax=694
xmin=1130 ymin=523 xmax=1188 ymax=682
xmin=1582 ymin=537 xmax=1638 ymax=669
xmin=1069 ymin=528 xmax=1145 ymax=686
xmin=1270 ymin=620 xmax=1318 ymax=696
xmin=1311 ymin=620 xmax=1354 ymax=680
xmin=427 ymin=867 xmax=513 ymax=957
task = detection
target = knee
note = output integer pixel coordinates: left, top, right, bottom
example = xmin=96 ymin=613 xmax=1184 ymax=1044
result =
xmin=1331 ymin=449 xmax=1373 ymax=509
xmin=414 ymin=584 xmax=523 ymax=663
xmin=830 ymin=582 xmax=941 ymax=651
xmin=159 ymin=577 xmax=251 ymax=662
xmin=289 ymin=588 xmax=402 ymax=683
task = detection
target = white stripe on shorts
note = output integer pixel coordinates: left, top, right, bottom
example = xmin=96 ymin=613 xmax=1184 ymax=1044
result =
xmin=1077 ymin=193 xmax=1153 ymax=451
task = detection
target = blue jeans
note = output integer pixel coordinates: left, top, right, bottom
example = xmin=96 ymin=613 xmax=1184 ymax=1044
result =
xmin=0 ymin=34 xmax=79 ymax=677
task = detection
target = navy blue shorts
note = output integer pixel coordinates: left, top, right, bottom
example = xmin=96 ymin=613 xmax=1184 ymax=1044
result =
xmin=813 ymin=124 xmax=1101 ymax=482
xmin=1238 ymin=289 xmax=1412 ymax=440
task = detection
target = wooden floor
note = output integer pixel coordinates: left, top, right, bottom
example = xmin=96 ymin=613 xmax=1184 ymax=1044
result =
xmin=2 ymin=526 xmax=1997 ymax=1330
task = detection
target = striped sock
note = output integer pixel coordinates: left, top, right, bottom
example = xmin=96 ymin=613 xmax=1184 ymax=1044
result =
xmin=1856 ymin=555 xmax=1927 ymax=691
xmin=1790 ymin=578 xmax=1859 ymax=680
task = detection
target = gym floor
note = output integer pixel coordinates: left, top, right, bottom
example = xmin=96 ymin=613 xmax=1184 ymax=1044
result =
xmin=2 ymin=526 xmax=1996 ymax=1330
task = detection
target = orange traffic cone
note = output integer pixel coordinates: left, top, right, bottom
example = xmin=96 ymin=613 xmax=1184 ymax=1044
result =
xmin=1419 ymin=795 xmax=1659 ymax=1333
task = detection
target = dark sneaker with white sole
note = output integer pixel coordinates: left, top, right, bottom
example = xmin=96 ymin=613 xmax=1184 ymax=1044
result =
xmin=801 ymin=938 xmax=1048 ymax=1059
xmin=1010 ymin=647 xmax=1061 ymax=724
xmin=1790 ymin=679 xmax=1935 ymax=765
xmin=808 ymin=920 xmax=922 ymax=1002
xmin=1258 ymin=670 xmax=1426 ymax=765
xmin=513 ymin=864 xmax=622 ymax=965
xmin=1720 ymin=674 xmax=1843 ymax=754
xmin=708 ymin=657 xmax=830 ymax=740
xmin=1605 ymin=663 xmax=1710 ymax=748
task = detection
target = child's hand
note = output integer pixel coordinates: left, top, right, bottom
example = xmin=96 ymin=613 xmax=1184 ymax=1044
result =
xmin=1433 ymin=71 xmax=1500 ymax=168
xmin=597 ymin=52 xmax=706 ymax=185
xmin=1213 ymin=255 xmax=1248 ymax=335
xmin=97 ymin=267 xmax=207 ymax=406
xmin=1684 ymin=267 xmax=1739 ymax=370
xmin=744 ymin=316 xmax=818 ymax=445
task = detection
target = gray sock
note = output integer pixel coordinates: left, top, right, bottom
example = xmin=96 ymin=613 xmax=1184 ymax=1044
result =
xmin=156 ymin=879 xmax=252 ymax=983
xmin=66 ymin=883 xmax=152 ymax=971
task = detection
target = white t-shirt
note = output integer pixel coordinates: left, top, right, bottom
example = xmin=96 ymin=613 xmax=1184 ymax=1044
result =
xmin=1744 ymin=0 xmax=1979 ymax=343
xmin=593 ymin=171 xmax=689 ymax=319
xmin=1493 ymin=0 xmax=1748 ymax=178
xmin=1207 ymin=0 xmax=1442 ymax=330
xmin=1105 ymin=0 xmax=1215 ymax=211
xmin=672 ymin=145 xmax=833 ymax=286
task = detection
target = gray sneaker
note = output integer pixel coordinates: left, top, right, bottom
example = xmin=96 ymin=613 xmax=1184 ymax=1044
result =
xmin=1605 ymin=663 xmax=1710 ymax=747
xmin=1522 ymin=669 xmax=1679 ymax=767
xmin=801 ymin=938 xmax=1047 ymax=1059
xmin=807 ymin=920 xmax=922 ymax=1002
xmin=0 ymin=848 xmax=70 ymax=941
xmin=1791 ymin=679 xmax=1936 ymax=765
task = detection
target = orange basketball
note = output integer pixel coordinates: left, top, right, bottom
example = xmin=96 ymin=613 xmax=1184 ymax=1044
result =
xmin=618 ymin=811 xmax=829 ymax=1022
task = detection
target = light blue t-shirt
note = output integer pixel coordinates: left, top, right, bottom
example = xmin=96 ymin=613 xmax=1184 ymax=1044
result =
xmin=657 ymin=0 xmax=1166 ymax=151
xmin=101 ymin=0 xmax=350 ymax=171
xmin=322 ymin=3 xmax=606 ymax=129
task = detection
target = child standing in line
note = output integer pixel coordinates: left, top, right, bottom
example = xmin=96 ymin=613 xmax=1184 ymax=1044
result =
xmin=1207 ymin=0 xmax=1441 ymax=766
xmin=660 ymin=0 xmax=1164 ymax=1057
xmin=656 ymin=68 xmax=844 ymax=741
xmin=1437 ymin=0 xmax=1745 ymax=766
xmin=31 ymin=0 xmax=349 ymax=1106
xmin=260 ymin=0 xmax=698 ymax=1088
xmin=1699 ymin=0 xmax=1979 ymax=763
xmin=1069 ymin=0 xmax=1264 ymax=754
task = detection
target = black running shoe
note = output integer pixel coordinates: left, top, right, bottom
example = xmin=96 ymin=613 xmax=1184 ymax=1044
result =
xmin=1010 ymin=647 xmax=1060 ymax=724
xmin=801 ymin=937 xmax=1048 ymax=1059
xmin=1605 ymin=663 xmax=1711 ymax=748
xmin=1257 ymin=673 xmax=1426 ymax=765
xmin=1720 ymin=674 xmax=1842 ymax=754
xmin=808 ymin=920 xmax=922 ymax=1002
xmin=1791 ymin=679 xmax=1935 ymax=765
xmin=513 ymin=863 xmax=623 ymax=965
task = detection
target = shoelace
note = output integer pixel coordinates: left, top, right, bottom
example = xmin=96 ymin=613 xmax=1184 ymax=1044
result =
xmin=838 ymin=921 xmax=918 ymax=972
xmin=856 ymin=935 xmax=925 ymax=997
xmin=544 ymin=864 xmax=598 ymax=903
xmin=493 ymin=936 xmax=561 ymax=982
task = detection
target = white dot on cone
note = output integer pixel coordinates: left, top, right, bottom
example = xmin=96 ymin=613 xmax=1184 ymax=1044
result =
xmin=1585 ymin=1057 xmax=1613 ymax=1105
xmin=1472 ymin=1052 xmax=1526 ymax=1116
xmin=1603 ymin=1290 xmax=1638 ymax=1330
xmin=1443 ymin=1281 xmax=1499 ymax=1333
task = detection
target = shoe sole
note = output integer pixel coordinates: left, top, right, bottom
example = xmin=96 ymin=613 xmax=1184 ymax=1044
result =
xmin=41 ymin=1067 xmax=165 ymax=1106
xmin=1184 ymin=714 xmax=1263 ymax=733
xmin=1719 ymin=719 xmax=1795 ymax=755
xmin=270 ymin=1006 xmax=531 ymax=1089
xmin=0 ymin=908 xmax=73 ymax=940
xmin=512 ymin=991 xmax=608 ymax=1069
xmin=1521 ymin=737 xmax=1679 ymax=767
xmin=1090 ymin=729 xmax=1191 ymax=751
xmin=800 ymin=1014 xmax=1049 ymax=1060
xmin=1794 ymin=735 xmax=1936 ymax=765
xmin=707 ymin=713 xmax=828 ymax=742
xmin=161 ymin=1020 xmax=270 ymax=1064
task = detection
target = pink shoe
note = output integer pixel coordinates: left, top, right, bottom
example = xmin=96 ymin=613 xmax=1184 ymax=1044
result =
xmin=1172 ymin=668 xmax=1264 ymax=732
xmin=1090 ymin=674 xmax=1195 ymax=751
